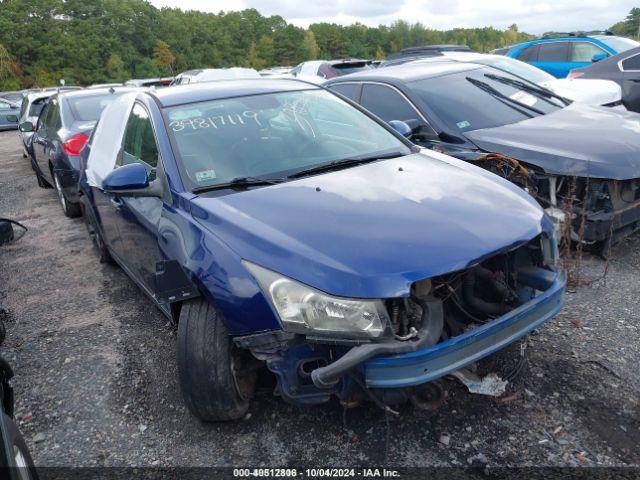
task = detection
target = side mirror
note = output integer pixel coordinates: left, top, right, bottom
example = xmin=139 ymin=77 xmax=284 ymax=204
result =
xmin=6 ymin=115 xmax=18 ymax=123
xmin=102 ymin=163 xmax=149 ymax=193
xmin=591 ymin=52 xmax=607 ymax=63
xmin=395 ymin=119 xmax=441 ymax=143
xmin=388 ymin=120 xmax=412 ymax=138
xmin=18 ymin=121 xmax=34 ymax=133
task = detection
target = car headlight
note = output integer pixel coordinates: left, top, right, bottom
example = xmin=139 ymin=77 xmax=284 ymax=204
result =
xmin=243 ymin=261 xmax=390 ymax=339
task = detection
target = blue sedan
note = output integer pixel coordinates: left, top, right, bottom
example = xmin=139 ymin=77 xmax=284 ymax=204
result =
xmin=79 ymin=80 xmax=565 ymax=421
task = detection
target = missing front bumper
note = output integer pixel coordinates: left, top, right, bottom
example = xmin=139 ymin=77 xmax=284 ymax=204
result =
xmin=363 ymin=272 xmax=565 ymax=388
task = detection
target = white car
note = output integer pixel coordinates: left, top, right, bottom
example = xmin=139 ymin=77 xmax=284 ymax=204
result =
xmin=290 ymin=59 xmax=373 ymax=84
xmin=410 ymin=52 xmax=624 ymax=109
xmin=171 ymin=68 xmax=260 ymax=85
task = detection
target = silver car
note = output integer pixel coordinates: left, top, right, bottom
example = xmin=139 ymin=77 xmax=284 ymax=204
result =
xmin=0 ymin=98 xmax=19 ymax=131
xmin=17 ymin=92 xmax=54 ymax=157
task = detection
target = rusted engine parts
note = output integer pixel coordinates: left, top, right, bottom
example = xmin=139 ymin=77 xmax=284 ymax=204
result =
xmin=474 ymin=153 xmax=532 ymax=192
xmin=473 ymin=153 xmax=640 ymax=253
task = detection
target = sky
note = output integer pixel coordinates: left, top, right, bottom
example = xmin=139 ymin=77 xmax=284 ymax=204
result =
xmin=148 ymin=0 xmax=637 ymax=34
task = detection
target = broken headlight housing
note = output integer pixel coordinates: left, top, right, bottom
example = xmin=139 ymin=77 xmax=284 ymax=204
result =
xmin=541 ymin=230 xmax=560 ymax=269
xmin=244 ymin=261 xmax=390 ymax=339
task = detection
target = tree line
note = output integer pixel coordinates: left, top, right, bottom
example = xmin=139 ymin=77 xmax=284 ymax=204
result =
xmin=0 ymin=0 xmax=635 ymax=89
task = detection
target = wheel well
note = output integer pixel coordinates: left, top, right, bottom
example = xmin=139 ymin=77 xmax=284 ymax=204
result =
xmin=170 ymin=301 xmax=183 ymax=325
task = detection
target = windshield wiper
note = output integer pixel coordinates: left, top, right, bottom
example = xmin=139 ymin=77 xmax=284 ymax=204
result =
xmin=288 ymin=152 xmax=406 ymax=179
xmin=484 ymin=73 xmax=571 ymax=107
xmin=192 ymin=176 xmax=284 ymax=193
xmin=466 ymin=77 xmax=544 ymax=117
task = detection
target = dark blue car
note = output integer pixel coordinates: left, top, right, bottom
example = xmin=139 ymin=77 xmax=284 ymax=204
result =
xmin=79 ymin=80 xmax=565 ymax=421
xmin=19 ymin=87 xmax=139 ymax=217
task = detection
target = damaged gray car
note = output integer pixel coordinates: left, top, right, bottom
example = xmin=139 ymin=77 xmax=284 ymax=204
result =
xmin=325 ymin=60 xmax=640 ymax=255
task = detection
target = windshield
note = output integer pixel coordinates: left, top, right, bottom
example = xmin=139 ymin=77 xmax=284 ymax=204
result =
xmin=330 ymin=63 xmax=372 ymax=76
xmin=28 ymin=98 xmax=48 ymax=117
xmin=594 ymin=35 xmax=640 ymax=53
xmin=476 ymin=56 xmax=554 ymax=84
xmin=165 ymin=89 xmax=410 ymax=190
xmin=411 ymin=67 xmax=563 ymax=132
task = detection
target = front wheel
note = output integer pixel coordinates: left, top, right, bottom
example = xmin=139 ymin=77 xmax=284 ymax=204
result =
xmin=177 ymin=299 xmax=257 ymax=421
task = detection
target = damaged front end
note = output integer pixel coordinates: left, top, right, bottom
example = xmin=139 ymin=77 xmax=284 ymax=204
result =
xmin=537 ymin=175 xmax=640 ymax=249
xmin=235 ymin=234 xmax=565 ymax=408
xmin=471 ymin=153 xmax=640 ymax=252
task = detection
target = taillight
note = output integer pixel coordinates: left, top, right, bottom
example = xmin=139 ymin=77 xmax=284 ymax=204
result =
xmin=62 ymin=133 xmax=88 ymax=155
xmin=567 ymin=71 xmax=583 ymax=80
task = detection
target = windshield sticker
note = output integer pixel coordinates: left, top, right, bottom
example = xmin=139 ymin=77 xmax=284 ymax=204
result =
xmin=509 ymin=91 xmax=537 ymax=106
xmin=195 ymin=169 xmax=217 ymax=183
xmin=456 ymin=120 xmax=471 ymax=129
xmin=169 ymin=111 xmax=261 ymax=132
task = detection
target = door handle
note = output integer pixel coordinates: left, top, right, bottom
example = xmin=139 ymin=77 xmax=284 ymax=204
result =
xmin=110 ymin=197 xmax=123 ymax=209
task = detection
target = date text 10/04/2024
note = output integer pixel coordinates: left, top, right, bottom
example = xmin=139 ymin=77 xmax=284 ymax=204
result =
xmin=233 ymin=469 xmax=401 ymax=478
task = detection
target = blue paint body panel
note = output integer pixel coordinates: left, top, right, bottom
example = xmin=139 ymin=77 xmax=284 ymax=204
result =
xmin=78 ymin=82 xmax=565 ymax=405
xmin=504 ymin=36 xmax=622 ymax=78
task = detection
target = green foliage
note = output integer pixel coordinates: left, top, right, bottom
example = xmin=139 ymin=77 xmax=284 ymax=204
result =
xmin=610 ymin=7 xmax=640 ymax=38
xmin=106 ymin=53 xmax=126 ymax=82
xmin=303 ymin=30 xmax=320 ymax=61
xmin=246 ymin=41 xmax=266 ymax=70
xmin=0 ymin=0 xmax=635 ymax=88
xmin=0 ymin=43 xmax=19 ymax=87
xmin=257 ymin=35 xmax=275 ymax=67
xmin=152 ymin=40 xmax=176 ymax=74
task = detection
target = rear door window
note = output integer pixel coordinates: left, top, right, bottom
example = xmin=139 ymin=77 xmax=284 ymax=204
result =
xmin=37 ymin=103 xmax=50 ymax=131
xmin=537 ymin=42 xmax=569 ymax=62
xmin=621 ymin=54 xmax=640 ymax=71
xmin=328 ymin=83 xmax=361 ymax=102
xmin=46 ymin=99 xmax=62 ymax=131
xmin=360 ymin=84 xmax=421 ymax=123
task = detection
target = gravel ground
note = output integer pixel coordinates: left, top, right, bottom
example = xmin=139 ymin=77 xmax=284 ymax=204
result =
xmin=0 ymin=130 xmax=638 ymax=468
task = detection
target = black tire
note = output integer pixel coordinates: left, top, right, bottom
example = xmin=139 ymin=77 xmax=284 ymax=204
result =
xmin=177 ymin=299 xmax=256 ymax=421
xmin=53 ymin=171 xmax=81 ymax=218
xmin=83 ymin=200 xmax=113 ymax=264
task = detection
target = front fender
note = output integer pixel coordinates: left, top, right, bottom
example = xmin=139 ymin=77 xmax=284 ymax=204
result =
xmin=158 ymin=203 xmax=281 ymax=335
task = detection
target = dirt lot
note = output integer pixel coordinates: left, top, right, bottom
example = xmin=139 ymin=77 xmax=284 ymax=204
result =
xmin=0 ymin=130 xmax=639 ymax=468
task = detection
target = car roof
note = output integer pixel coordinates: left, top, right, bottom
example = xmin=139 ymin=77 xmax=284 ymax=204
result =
xmin=25 ymin=91 xmax=55 ymax=102
xmin=511 ymin=34 xmax=617 ymax=50
xmin=326 ymin=60 xmax=480 ymax=83
xmin=57 ymin=86 xmax=140 ymax=100
xmin=149 ymin=78 xmax=320 ymax=107
xmin=606 ymin=44 xmax=640 ymax=61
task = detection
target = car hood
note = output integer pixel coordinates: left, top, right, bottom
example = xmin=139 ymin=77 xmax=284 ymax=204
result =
xmin=539 ymin=78 xmax=621 ymax=106
xmin=190 ymin=152 xmax=548 ymax=299
xmin=464 ymin=102 xmax=640 ymax=179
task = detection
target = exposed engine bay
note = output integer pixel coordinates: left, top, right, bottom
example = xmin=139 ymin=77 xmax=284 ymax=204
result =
xmin=471 ymin=153 xmax=640 ymax=253
xmin=384 ymin=233 xmax=551 ymax=346
xmin=237 ymin=234 xmax=558 ymax=408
